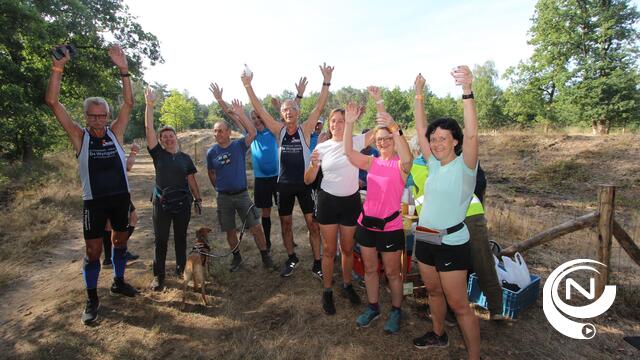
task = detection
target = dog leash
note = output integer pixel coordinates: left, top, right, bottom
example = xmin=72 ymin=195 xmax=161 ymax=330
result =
xmin=192 ymin=204 xmax=255 ymax=258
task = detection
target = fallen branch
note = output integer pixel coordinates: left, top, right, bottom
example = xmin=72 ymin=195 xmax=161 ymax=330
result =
xmin=501 ymin=211 xmax=599 ymax=256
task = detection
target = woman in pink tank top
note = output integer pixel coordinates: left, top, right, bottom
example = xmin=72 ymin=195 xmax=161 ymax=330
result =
xmin=343 ymin=91 xmax=413 ymax=334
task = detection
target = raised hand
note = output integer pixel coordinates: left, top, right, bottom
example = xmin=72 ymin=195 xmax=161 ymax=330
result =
xmin=367 ymin=86 xmax=382 ymax=101
xmin=310 ymin=149 xmax=321 ymax=167
xmin=230 ymin=99 xmax=244 ymax=116
xmin=108 ymin=44 xmax=128 ymax=71
xmin=52 ymin=46 xmax=71 ymax=68
xmin=271 ymin=97 xmax=282 ymax=112
xmin=295 ymin=77 xmax=308 ymax=96
xmin=209 ymin=83 xmax=223 ymax=101
xmin=145 ymin=86 xmax=156 ymax=105
xmin=241 ymin=71 xmax=253 ymax=87
xmin=345 ymin=101 xmax=362 ymax=124
xmin=415 ymin=73 xmax=426 ymax=94
xmin=376 ymin=112 xmax=397 ymax=129
xmin=451 ymin=65 xmax=473 ymax=91
xmin=319 ymin=63 xmax=334 ymax=82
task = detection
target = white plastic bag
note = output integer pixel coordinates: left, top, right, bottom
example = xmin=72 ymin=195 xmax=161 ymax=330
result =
xmin=502 ymin=253 xmax=530 ymax=289
xmin=513 ymin=252 xmax=531 ymax=287
xmin=493 ymin=255 xmax=510 ymax=284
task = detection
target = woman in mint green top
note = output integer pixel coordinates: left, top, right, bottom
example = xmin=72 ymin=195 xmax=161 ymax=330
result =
xmin=411 ymin=68 xmax=481 ymax=360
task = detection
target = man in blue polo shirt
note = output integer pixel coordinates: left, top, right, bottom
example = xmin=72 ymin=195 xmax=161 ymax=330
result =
xmin=206 ymin=95 xmax=274 ymax=272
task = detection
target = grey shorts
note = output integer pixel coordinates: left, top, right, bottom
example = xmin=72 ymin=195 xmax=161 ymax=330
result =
xmin=216 ymin=191 xmax=259 ymax=232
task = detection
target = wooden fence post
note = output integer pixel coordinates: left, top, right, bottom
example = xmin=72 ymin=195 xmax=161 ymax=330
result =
xmin=596 ymin=185 xmax=615 ymax=298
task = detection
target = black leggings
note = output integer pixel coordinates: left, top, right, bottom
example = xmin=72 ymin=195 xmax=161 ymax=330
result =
xmin=152 ymin=201 xmax=191 ymax=277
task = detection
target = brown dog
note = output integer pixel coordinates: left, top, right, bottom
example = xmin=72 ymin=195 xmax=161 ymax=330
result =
xmin=182 ymin=227 xmax=212 ymax=309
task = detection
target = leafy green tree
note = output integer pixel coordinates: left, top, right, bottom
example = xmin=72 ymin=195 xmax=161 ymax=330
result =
xmin=299 ymin=92 xmax=320 ymax=121
xmin=427 ymin=95 xmax=463 ymax=123
xmin=473 ymin=61 xmax=508 ymax=127
xmin=508 ymin=0 xmax=640 ymax=133
xmin=0 ymin=0 xmax=161 ymax=161
xmin=383 ymin=87 xmax=412 ymax=128
xmin=160 ymin=90 xmax=195 ymax=131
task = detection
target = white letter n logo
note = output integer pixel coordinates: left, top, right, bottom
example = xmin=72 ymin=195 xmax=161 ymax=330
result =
xmin=565 ymin=278 xmax=595 ymax=300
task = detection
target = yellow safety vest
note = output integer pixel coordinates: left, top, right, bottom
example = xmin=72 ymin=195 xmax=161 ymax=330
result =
xmin=409 ymin=158 xmax=484 ymax=217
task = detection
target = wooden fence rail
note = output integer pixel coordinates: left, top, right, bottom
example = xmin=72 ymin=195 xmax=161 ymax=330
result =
xmin=499 ymin=185 xmax=639 ymax=298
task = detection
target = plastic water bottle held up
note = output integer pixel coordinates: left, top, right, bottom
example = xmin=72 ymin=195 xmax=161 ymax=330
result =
xmin=243 ymin=64 xmax=252 ymax=77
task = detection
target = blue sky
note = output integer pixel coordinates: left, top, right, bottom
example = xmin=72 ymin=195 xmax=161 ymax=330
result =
xmin=124 ymin=0 xmax=636 ymax=104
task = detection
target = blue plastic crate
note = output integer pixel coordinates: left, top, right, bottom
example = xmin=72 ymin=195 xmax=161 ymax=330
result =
xmin=467 ymin=272 xmax=541 ymax=319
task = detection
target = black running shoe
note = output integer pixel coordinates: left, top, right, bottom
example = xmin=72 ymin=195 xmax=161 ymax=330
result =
xmin=322 ymin=291 xmax=336 ymax=315
xmin=81 ymin=298 xmax=100 ymax=325
xmin=413 ymin=331 xmax=449 ymax=349
xmin=261 ymin=253 xmax=276 ymax=270
xmin=110 ymin=278 xmax=138 ymax=297
xmin=311 ymin=262 xmax=323 ymax=281
xmin=229 ymin=255 xmax=243 ymax=272
xmin=102 ymin=258 xmax=112 ymax=266
xmin=125 ymin=251 xmax=139 ymax=262
xmin=341 ymin=284 xmax=362 ymax=305
xmin=151 ymin=276 xmax=164 ymax=292
xmin=280 ymin=257 xmax=299 ymax=277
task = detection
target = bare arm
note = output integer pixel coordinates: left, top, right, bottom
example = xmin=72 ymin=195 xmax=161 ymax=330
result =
xmin=294 ymin=77 xmax=307 ymax=106
xmin=414 ymin=73 xmax=431 ymax=159
xmin=209 ymin=82 xmax=233 ymax=118
xmin=453 ymin=66 xmax=478 ymax=169
xmin=187 ymin=174 xmax=202 ymax=200
xmin=343 ymin=102 xmax=371 ymax=171
xmin=126 ymin=143 xmax=139 ymax=171
xmin=241 ymin=72 xmax=283 ymax=137
xmin=207 ymin=169 xmax=216 ymax=189
xmin=365 ymin=86 xmax=387 ymax=145
xmin=376 ymin=112 xmax=413 ymax=176
xmin=228 ymin=99 xmax=257 ymax=146
xmin=304 ymin=149 xmax=321 ymax=185
xmin=44 ymin=48 xmax=83 ymax=153
xmin=144 ymin=86 xmax=158 ymax=149
xmin=107 ymin=45 xmax=133 ymax=143
xmin=301 ymin=63 xmax=334 ymax=137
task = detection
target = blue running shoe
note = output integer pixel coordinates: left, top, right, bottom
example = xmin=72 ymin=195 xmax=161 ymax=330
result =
xmin=383 ymin=308 xmax=401 ymax=334
xmin=356 ymin=306 xmax=380 ymax=328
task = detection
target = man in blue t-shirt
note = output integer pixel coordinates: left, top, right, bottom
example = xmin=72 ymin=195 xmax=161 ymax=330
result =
xmin=249 ymin=110 xmax=279 ymax=250
xmin=206 ymin=92 xmax=275 ymax=272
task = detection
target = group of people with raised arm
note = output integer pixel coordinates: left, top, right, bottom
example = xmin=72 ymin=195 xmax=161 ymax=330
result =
xmin=47 ymin=44 xmax=489 ymax=359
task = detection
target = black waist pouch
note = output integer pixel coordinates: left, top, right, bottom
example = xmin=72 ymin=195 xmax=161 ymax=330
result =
xmin=156 ymin=186 xmax=192 ymax=214
xmin=361 ymin=210 xmax=400 ymax=231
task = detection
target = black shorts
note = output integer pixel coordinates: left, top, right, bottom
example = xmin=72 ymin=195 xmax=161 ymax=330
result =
xmin=277 ymin=182 xmax=314 ymax=216
xmin=355 ymin=225 xmax=405 ymax=252
xmin=254 ymin=176 xmax=278 ymax=209
xmin=316 ymin=189 xmax=361 ymax=226
xmin=83 ymin=193 xmax=131 ymax=240
xmin=415 ymin=241 xmax=471 ymax=272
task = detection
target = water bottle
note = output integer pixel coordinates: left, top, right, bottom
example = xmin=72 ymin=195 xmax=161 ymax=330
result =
xmin=243 ymin=64 xmax=252 ymax=77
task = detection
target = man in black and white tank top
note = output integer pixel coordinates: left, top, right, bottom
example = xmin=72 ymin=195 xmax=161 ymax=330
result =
xmin=78 ymin=127 xmax=130 ymax=200
xmin=45 ymin=45 xmax=137 ymax=326
xmin=242 ymin=64 xmax=333 ymax=278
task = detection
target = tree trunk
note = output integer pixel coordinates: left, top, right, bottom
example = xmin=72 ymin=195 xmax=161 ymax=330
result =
xmin=21 ymin=139 xmax=33 ymax=163
xmin=592 ymin=118 xmax=609 ymax=135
